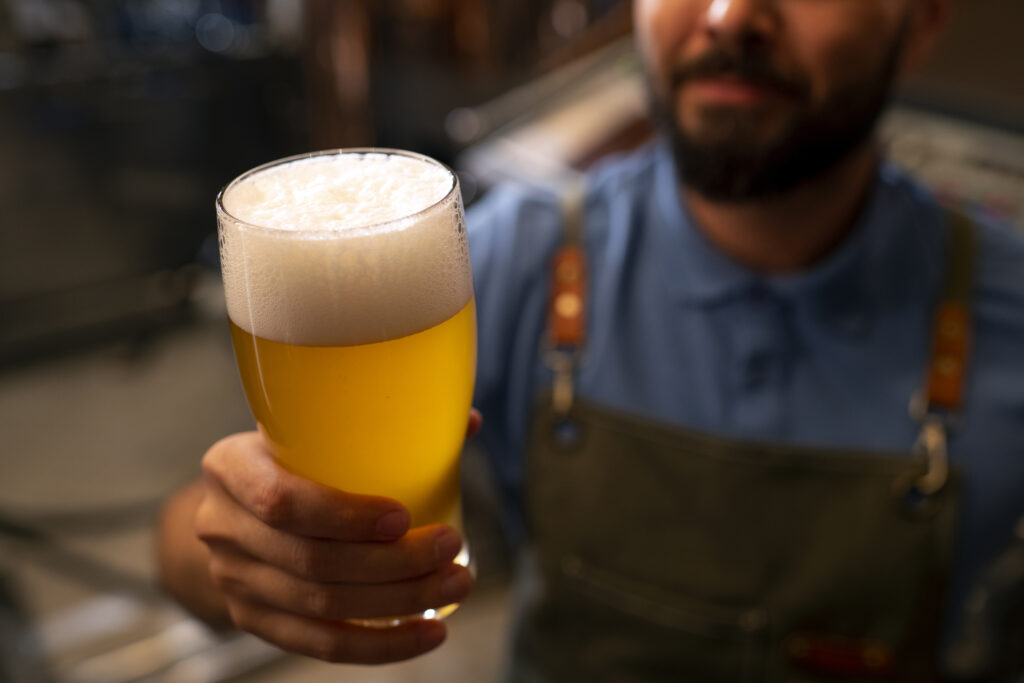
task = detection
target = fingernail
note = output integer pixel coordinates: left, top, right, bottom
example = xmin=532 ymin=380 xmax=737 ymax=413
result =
xmin=375 ymin=510 xmax=408 ymax=538
xmin=440 ymin=566 xmax=470 ymax=603
xmin=434 ymin=528 xmax=463 ymax=562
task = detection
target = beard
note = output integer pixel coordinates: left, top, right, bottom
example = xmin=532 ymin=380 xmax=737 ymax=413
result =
xmin=650 ymin=30 xmax=907 ymax=202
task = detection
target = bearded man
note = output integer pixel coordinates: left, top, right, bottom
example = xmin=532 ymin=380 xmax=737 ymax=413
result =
xmin=160 ymin=1 xmax=1024 ymax=680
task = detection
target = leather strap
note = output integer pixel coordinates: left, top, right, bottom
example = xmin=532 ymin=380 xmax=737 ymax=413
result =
xmin=545 ymin=183 xmax=588 ymax=417
xmin=548 ymin=185 xmax=587 ymax=350
xmin=904 ymin=211 xmax=976 ymax=499
xmin=923 ymin=211 xmax=974 ymax=414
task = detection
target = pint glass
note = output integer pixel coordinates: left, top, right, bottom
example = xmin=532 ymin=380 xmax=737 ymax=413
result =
xmin=216 ymin=149 xmax=475 ymax=624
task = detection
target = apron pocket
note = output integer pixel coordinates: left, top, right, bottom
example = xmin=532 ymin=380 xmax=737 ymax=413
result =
xmin=537 ymin=553 xmax=770 ymax=682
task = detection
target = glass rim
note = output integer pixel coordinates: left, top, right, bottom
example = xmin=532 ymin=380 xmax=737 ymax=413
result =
xmin=215 ymin=147 xmax=459 ymax=235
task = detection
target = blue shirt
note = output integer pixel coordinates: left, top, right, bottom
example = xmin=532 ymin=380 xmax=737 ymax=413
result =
xmin=467 ymin=141 xmax=1024 ymax=646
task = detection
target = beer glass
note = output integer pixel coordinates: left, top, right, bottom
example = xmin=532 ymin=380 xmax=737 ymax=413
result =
xmin=216 ymin=149 xmax=475 ymax=625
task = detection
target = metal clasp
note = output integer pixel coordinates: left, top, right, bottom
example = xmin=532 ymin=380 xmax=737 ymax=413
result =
xmin=543 ymin=345 xmax=585 ymax=449
xmin=906 ymin=390 xmax=953 ymax=497
xmin=545 ymin=347 xmax=579 ymax=417
xmin=912 ymin=416 xmax=949 ymax=496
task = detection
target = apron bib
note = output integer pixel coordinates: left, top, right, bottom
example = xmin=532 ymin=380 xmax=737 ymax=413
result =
xmin=507 ymin=198 xmax=973 ymax=682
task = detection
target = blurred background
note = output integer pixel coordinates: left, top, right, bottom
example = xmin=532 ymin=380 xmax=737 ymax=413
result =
xmin=0 ymin=0 xmax=1021 ymax=681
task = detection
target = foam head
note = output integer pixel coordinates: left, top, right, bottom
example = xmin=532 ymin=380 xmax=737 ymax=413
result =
xmin=217 ymin=150 xmax=472 ymax=346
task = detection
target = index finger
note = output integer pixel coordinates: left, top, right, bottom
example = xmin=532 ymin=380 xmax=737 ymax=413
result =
xmin=201 ymin=431 xmax=409 ymax=542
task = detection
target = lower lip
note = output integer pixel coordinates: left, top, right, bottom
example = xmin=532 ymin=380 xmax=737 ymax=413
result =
xmin=685 ymin=79 xmax=776 ymax=106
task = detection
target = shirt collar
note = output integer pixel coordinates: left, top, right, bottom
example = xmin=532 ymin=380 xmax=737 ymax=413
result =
xmin=650 ymin=142 xmax=913 ymax=338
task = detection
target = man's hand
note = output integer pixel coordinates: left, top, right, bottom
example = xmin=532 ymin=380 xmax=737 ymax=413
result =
xmin=190 ymin=412 xmax=481 ymax=664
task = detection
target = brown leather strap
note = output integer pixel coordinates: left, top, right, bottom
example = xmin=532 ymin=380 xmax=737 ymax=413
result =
xmin=923 ymin=212 xmax=974 ymax=413
xmin=549 ymin=247 xmax=587 ymax=348
xmin=548 ymin=185 xmax=587 ymax=351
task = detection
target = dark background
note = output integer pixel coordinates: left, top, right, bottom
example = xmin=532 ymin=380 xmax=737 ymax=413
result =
xmin=0 ymin=0 xmax=1020 ymax=366
xmin=0 ymin=0 xmax=631 ymax=366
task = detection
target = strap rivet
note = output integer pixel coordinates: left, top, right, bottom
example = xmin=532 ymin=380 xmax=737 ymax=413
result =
xmin=555 ymin=293 xmax=582 ymax=319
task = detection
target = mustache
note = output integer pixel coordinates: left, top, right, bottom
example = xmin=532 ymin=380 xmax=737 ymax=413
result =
xmin=671 ymin=48 xmax=809 ymax=99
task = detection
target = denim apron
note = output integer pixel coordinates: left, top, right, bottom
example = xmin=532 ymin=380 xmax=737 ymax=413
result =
xmin=507 ymin=198 xmax=973 ymax=683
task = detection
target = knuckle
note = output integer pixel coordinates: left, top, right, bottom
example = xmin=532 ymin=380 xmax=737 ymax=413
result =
xmin=192 ymin=513 xmax=211 ymax=541
xmin=304 ymin=586 xmax=341 ymax=618
xmin=192 ymin=500 xmax=218 ymax=539
xmin=201 ymin=431 xmax=263 ymax=483
xmin=290 ymin=541 xmax=328 ymax=579
xmin=200 ymin=434 xmax=238 ymax=475
xmin=194 ymin=517 xmax=231 ymax=549
xmin=334 ymin=503 xmax=361 ymax=533
xmin=249 ymin=476 xmax=293 ymax=527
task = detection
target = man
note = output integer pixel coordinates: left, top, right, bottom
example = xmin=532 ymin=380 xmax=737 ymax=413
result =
xmin=159 ymin=0 xmax=1024 ymax=679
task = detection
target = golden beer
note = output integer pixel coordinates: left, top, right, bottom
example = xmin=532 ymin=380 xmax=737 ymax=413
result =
xmin=217 ymin=149 xmax=475 ymax=621
xmin=228 ymin=299 xmax=476 ymax=528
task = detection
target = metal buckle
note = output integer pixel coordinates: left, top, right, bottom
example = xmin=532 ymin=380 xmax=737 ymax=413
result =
xmin=911 ymin=416 xmax=949 ymax=496
xmin=897 ymin=391 xmax=954 ymax=508
xmin=544 ymin=347 xmax=579 ymax=417
xmin=542 ymin=345 xmax=586 ymax=449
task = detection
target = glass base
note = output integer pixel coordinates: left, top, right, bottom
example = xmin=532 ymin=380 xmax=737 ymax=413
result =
xmin=346 ymin=542 xmax=472 ymax=628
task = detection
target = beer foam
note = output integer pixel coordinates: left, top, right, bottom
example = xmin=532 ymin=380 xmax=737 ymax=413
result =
xmin=218 ymin=152 xmax=472 ymax=346
xmin=221 ymin=153 xmax=455 ymax=234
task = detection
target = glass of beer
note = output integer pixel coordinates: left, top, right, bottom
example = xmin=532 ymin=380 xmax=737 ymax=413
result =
xmin=216 ymin=149 xmax=476 ymax=625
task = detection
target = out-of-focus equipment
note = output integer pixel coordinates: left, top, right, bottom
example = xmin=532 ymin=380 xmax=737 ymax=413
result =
xmin=302 ymin=0 xmax=633 ymax=185
xmin=885 ymin=109 xmax=1024 ymax=228
xmin=452 ymin=50 xmax=1024 ymax=233
xmin=0 ymin=0 xmax=305 ymax=366
xmin=452 ymin=37 xmax=649 ymax=191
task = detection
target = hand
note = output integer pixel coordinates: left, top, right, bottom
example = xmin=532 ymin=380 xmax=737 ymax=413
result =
xmin=193 ymin=410 xmax=482 ymax=664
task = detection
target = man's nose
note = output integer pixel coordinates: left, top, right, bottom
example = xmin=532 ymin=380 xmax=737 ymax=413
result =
xmin=702 ymin=0 xmax=778 ymax=45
